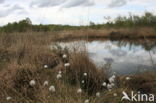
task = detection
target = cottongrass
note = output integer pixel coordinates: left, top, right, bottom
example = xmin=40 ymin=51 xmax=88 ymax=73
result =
xmin=113 ymin=93 xmax=117 ymax=97
xmin=44 ymin=65 xmax=48 ymax=69
xmin=112 ymin=74 xmax=116 ymax=79
xmin=126 ymin=77 xmax=131 ymax=80
xmin=107 ymin=84 xmax=112 ymax=90
xmin=83 ymin=73 xmax=87 ymax=76
xmin=49 ymin=85 xmax=56 ymax=92
xmin=84 ymin=99 xmax=89 ymax=103
xmin=77 ymin=88 xmax=82 ymax=94
xmin=111 ymin=83 xmax=115 ymax=87
xmin=56 ymin=70 xmax=62 ymax=79
xmin=43 ymin=81 xmax=49 ymax=86
xmin=96 ymin=92 xmax=100 ymax=97
xmin=109 ymin=75 xmax=115 ymax=83
xmin=58 ymin=70 xmax=62 ymax=74
xmin=64 ymin=63 xmax=70 ymax=67
xmin=62 ymin=54 xmax=67 ymax=58
xmin=106 ymin=74 xmax=116 ymax=91
xmin=102 ymin=82 xmax=107 ymax=87
xmin=56 ymin=74 xmax=62 ymax=79
xmin=29 ymin=80 xmax=36 ymax=86
xmin=82 ymin=80 xmax=85 ymax=84
xmin=6 ymin=96 xmax=12 ymax=101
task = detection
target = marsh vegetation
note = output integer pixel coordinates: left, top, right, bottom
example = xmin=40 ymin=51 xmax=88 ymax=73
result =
xmin=0 ymin=32 xmax=156 ymax=103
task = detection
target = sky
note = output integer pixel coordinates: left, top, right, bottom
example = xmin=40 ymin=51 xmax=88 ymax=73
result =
xmin=0 ymin=0 xmax=156 ymax=26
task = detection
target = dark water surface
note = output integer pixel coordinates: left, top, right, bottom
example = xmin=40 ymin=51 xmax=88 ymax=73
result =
xmin=56 ymin=39 xmax=156 ymax=75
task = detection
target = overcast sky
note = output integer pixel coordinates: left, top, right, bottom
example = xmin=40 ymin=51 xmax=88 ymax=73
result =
xmin=0 ymin=0 xmax=156 ymax=26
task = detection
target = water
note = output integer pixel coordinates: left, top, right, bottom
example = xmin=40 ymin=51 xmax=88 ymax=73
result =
xmin=55 ymin=39 xmax=156 ymax=75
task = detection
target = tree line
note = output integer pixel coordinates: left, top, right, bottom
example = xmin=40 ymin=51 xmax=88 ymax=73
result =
xmin=90 ymin=12 xmax=156 ymax=29
xmin=0 ymin=12 xmax=156 ymax=33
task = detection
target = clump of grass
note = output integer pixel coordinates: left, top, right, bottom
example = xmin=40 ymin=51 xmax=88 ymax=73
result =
xmin=0 ymin=34 xmax=109 ymax=103
xmin=120 ymin=72 xmax=156 ymax=94
xmin=65 ymin=52 xmax=107 ymax=95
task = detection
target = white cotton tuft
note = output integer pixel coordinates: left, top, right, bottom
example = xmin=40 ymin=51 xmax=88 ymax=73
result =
xmin=102 ymin=82 xmax=107 ymax=87
xmin=6 ymin=96 xmax=12 ymax=101
xmin=63 ymin=54 xmax=67 ymax=58
xmin=58 ymin=70 xmax=62 ymax=74
xmin=64 ymin=63 xmax=70 ymax=67
xmin=112 ymin=74 xmax=116 ymax=79
xmin=56 ymin=74 xmax=62 ymax=79
xmin=84 ymin=99 xmax=89 ymax=103
xmin=83 ymin=73 xmax=87 ymax=76
xmin=43 ymin=81 xmax=49 ymax=86
xmin=107 ymin=84 xmax=112 ymax=90
xmin=44 ymin=65 xmax=48 ymax=69
xmin=111 ymin=83 xmax=115 ymax=87
xmin=113 ymin=93 xmax=117 ymax=97
xmin=96 ymin=92 xmax=100 ymax=97
xmin=77 ymin=88 xmax=82 ymax=94
xmin=29 ymin=80 xmax=36 ymax=86
xmin=49 ymin=85 xmax=55 ymax=92
xmin=126 ymin=77 xmax=131 ymax=80
xmin=82 ymin=80 xmax=85 ymax=84
xmin=109 ymin=77 xmax=115 ymax=83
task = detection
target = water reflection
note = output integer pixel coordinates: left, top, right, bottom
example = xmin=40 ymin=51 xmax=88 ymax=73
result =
xmin=57 ymin=39 xmax=156 ymax=75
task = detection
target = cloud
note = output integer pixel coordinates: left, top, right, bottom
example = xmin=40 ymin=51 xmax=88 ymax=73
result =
xmin=1 ymin=0 xmax=156 ymax=26
xmin=61 ymin=0 xmax=94 ymax=8
xmin=0 ymin=0 xmax=4 ymax=4
xmin=30 ymin=0 xmax=94 ymax=8
xmin=110 ymin=49 xmax=127 ymax=57
xmin=108 ymin=0 xmax=128 ymax=8
xmin=0 ymin=4 xmax=24 ymax=17
xmin=30 ymin=0 xmax=65 ymax=7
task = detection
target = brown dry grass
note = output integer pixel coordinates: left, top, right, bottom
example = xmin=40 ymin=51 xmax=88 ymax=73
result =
xmin=120 ymin=72 xmax=156 ymax=94
xmin=0 ymin=32 xmax=108 ymax=103
xmin=0 ymin=32 xmax=156 ymax=103
xmin=54 ymin=27 xmax=156 ymax=41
